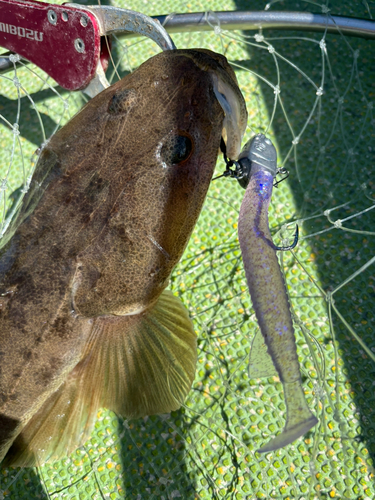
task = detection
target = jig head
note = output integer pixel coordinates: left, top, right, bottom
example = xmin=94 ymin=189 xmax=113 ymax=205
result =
xmin=215 ymin=134 xmax=298 ymax=251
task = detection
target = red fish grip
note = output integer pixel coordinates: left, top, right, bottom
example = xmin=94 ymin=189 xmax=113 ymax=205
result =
xmin=0 ymin=0 xmax=101 ymax=90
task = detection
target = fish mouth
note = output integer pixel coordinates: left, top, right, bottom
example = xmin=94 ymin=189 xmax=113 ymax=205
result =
xmin=211 ymin=72 xmax=248 ymax=160
xmin=174 ymin=49 xmax=248 ymax=160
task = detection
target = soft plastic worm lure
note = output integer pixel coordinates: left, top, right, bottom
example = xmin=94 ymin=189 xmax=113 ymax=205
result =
xmin=236 ymin=134 xmax=318 ymax=453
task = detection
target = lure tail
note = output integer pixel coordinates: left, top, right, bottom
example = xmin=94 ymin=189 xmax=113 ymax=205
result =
xmin=250 ymin=330 xmax=318 ymax=453
xmin=257 ymin=379 xmax=318 ymax=453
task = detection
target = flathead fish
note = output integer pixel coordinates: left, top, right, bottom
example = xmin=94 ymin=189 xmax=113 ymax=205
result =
xmin=0 ymin=49 xmax=247 ymax=466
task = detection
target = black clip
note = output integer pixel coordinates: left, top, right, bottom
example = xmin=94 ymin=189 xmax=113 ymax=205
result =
xmin=212 ymin=138 xmax=251 ymax=189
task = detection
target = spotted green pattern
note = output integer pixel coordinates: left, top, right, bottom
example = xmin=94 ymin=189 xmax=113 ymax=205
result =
xmin=1 ymin=0 xmax=375 ymax=498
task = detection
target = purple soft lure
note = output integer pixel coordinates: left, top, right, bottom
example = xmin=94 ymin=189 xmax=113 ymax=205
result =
xmin=237 ymin=134 xmax=318 ymax=453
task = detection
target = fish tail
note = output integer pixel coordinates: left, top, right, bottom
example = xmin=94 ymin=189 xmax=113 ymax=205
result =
xmin=3 ymin=290 xmax=197 ymax=467
xmin=256 ymin=379 xmax=318 ymax=454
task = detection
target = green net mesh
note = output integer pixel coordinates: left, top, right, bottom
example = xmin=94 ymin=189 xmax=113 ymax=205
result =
xmin=1 ymin=0 xmax=375 ymax=498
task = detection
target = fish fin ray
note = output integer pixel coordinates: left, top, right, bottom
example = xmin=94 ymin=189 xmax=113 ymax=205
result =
xmin=3 ymin=290 xmax=196 ymax=466
xmin=99 ymin=289 xmax=197 ymax=418
xmin=2 ymin=363 xmax=95 ymax=467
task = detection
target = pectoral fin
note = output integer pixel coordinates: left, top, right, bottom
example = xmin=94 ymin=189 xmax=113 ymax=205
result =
xmin=98 ymin=289 xmax=197 ymax=418
xmin=1 ymin=366 xmax=90 ymax=467
xmin=3 ymin=290 xmax=197 ymax=466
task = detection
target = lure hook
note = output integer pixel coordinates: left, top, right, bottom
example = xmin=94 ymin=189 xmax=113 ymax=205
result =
xmin=273 ymin=167 xmax=289 ymax=188
xmin=273 ymin=224 xmax=299 ymax=251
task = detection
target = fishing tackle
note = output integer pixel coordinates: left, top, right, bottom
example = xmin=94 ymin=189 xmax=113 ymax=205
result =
xmin=237 ymin=133 xmax=318 ymax=453
xmin=215 ymin=135 xmax=299 ymax=251
xmin=212 ymin=137 xmax=250 ymax=188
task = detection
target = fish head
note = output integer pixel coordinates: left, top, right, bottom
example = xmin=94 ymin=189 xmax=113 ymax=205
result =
xmin=18 ymin=49 xmax=247 ymax=317
xmin=69 ymin=49 xmax=248 ymax=316
xmin=179 ymin=48 xmax=248 ymax=160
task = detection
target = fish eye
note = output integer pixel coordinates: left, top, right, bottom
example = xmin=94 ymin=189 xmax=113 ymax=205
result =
xmin=160 ymin=133 xmax=193 ymax=165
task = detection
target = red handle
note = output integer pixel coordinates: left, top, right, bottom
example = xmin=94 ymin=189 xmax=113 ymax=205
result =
xmin=0 ymin=0 xmax=101 ymax=90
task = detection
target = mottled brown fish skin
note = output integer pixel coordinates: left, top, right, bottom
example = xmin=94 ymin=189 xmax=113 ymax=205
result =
xmin=0 ymin=49 xmax=245 ymax=465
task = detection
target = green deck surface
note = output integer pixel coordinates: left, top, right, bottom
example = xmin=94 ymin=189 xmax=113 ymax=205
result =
xmin=0 ymin=0 xmax=374 ymax=498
